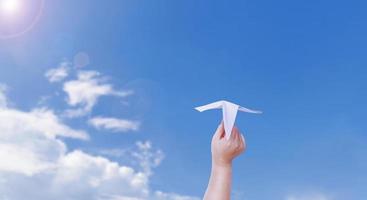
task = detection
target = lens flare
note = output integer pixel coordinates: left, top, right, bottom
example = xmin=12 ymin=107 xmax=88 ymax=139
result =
xmin=0 ymin=0 xmax=20 ymax=15
xmin=0 ymin=0 xmax=44 ymax=39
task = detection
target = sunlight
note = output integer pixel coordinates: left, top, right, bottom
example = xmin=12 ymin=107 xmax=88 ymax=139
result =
xmin=0 ymin=0 xmax=21 ymax=15
xmin=0 ymin=0 xmax=44 ymax=39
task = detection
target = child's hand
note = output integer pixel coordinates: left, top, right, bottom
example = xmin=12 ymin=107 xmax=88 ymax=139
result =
xmin=211 ymin=122 xmax=246 ymax=167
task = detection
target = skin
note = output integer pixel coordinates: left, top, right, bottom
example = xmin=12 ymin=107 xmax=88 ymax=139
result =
xmin=203 ymin=122 xmax=246 ymax=200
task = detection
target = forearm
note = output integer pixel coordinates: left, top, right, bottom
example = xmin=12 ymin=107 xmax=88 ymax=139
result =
xmin=203 ymin=162 xmax=232 ymax=200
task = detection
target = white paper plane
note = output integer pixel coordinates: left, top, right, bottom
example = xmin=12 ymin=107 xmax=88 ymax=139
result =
xmin=195 ymin=100 xmax=262 ymax=140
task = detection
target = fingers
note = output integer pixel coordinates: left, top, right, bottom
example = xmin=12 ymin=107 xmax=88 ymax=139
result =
xmin=231 ymin=127 xmax=245 ymax=149
xmin=215 ymin=124 xmax=245 ymax=147
xmin=213 ymin=121 xmax=225 ymax=139
xmin=230 ymin=126 xmax=240 ymax=141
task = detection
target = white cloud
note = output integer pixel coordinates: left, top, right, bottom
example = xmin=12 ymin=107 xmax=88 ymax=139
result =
xmin=0 ymin=107 xmax=88 ymax=140
xmin=45 ymin=61 xmax=70 ymax=83
xmin=89 ymin=116 xmax=140 ymax=132
xmin=0 ymin=150 xmax=150 ymax=200
xmin=53 ymin=150 xmax=150 ymax=199
xmin=0 ymin=85 xmax=199 ymax=200
xmin=0 ymin=103 xmax=87 ymax=176
xmin=63 ymin=70 xmax=133 ymax=117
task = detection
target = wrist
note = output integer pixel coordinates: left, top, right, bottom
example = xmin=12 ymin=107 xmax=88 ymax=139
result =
xmin=211 ymin=161 xmax=232 ymax=179
xmin=212 ymin=159 xmax=233 ymax=169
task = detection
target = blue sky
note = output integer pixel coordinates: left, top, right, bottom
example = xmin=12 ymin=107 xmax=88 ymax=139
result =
xmin=0 ymin=0 xmax=366 ymax=199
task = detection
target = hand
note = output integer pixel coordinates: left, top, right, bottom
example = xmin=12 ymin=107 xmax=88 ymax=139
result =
xmin=211 ymin=122 xmax=246 ymax=167
xmin=204 ymin=122 xmax=246 ymax=200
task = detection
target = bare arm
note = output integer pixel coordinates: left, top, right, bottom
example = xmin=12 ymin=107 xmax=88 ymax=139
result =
xmin=203 ymin=122 xmax=246 ymax=200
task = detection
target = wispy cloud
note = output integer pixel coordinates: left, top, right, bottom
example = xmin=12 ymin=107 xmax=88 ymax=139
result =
xmin=286 ymin=193 xmax=332 ymax=200
xmin=0 ymin=84 xmax=7 ymax=108
xmin=63 ymin=70 xmax=133 ymax=117
xmin=132 ymin=141 xmax=165 ymax=176
xmin=88 ymin=116 xmax=140 ymax=132
xmin=98 ymin=148 xmax=129 ymax=158
xmin=45 ymin=61 xmax=70 ymax=83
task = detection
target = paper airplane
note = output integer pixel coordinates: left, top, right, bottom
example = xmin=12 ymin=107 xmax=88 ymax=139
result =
xmin=195 ymin=100 xmax=262 ymax=140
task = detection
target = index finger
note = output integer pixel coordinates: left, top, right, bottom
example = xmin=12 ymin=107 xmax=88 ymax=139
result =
xmin=213 ymin=121 xmax=225 ymax=140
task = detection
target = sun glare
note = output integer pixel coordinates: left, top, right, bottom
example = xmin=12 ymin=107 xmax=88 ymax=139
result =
xmin=1 ymin=0 xmax=21 ymax=15
xmin=0 ymin=0 xmax=44 ymax=39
